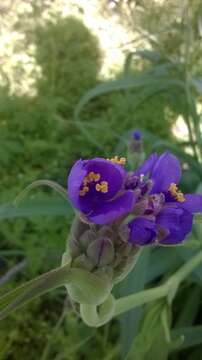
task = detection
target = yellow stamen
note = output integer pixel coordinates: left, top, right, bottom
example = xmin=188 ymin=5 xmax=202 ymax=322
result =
xmin=79 ymin=186 xmax=89 ymax=196
xmin=84 ymin=171 xmax=101 ymax=183
xmin=86 ymin=172 xmax=100 ymax=184
xmin=88 ymin=172 xmax=95 ymax=182
xmin=93 ymin=173 xmax=101 ymax=182
xmin=83 ymin=176 xmax=89 ymax=186
xmin=169 ymin=183 xmax=185 ymax=202
xmin=95 ymin=181 xmax=108 ymax=193
xmin=79 ymin=172 xmax=101 ymax=196
xmin=107 ymin=156 xmax=126 ymax=166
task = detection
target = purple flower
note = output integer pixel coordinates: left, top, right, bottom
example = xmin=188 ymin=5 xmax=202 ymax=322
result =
xmin=128 ymin=217 xmax=156 ymax=245
xmin=67 ymin=152 xmax=202 ymax=246
xmin=68 ymin=157 xmax=135 ymax=225
xmin=133 ymin=130 xmax=142 ymax=140
xmin=156 ymin=205 xmax=193 ymax=245
xmin=129 ymin=152 xmax=202 ymax=245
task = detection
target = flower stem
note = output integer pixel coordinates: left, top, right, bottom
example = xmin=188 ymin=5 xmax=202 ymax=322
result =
xmin=166 ymin=250 xmax=202 ymax=290
xmin=114 ymin=250 xmax=202 ymax=317
xmin=0 ymin=264 xmax=72 ymax=320
xmin=2 ymin=250 xmax=202 ymax=327
xmin=114 ymin=284 xmax=168 ymax=317
xmin=80 ymin=294 xmax=115 ymax=327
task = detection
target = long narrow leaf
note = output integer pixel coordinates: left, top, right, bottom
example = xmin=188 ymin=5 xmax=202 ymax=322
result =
xmin=14 ymin=180 xmax=67 ymax=205
xmin=116 ymin=248 xmax=151 ymax=358
xmin=172 ymin=326 xmax=202 ymax=350
xmin=74 ymin=76 xmax=185 ymax=120
xmin=0 ymin=266 xmax=113 ymax=320
xmin=0 ymin=199 xmax=72 ymax=220
xmin=0 ymin=264 xmax=71 ymax=320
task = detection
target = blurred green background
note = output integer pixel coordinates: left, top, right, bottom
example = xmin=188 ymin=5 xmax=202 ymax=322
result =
xmin=1 ymin=1 xmax=202 ymax=359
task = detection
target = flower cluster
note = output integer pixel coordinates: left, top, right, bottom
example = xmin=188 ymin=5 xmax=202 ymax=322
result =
xmin=68 ymin=152 xmax=202 ymax=246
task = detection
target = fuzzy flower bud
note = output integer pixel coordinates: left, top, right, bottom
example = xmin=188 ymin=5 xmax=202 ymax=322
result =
xmin=62 ymin=216 xmax=140 ymax=306
xmin=66 ymin=216 xmax=139 ymax=285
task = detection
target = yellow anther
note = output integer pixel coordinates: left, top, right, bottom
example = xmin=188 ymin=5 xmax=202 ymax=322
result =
xmin=79 ymin=172 xmax=101 ymax=197
xmin=93 ymin=173 xmax=101 ymax=182
xmin=169 ymin=183 xmax=185 ymax=203
xmin=119 ymin=157 xmax=126 ymax=165
xmin=95 ymin=181 xmax=109 ymax=193
xmin=79 ymin=186 xmax=89 ymax=196
xmin=85 ymin=171 xmax=101 ymax=183
xmin=107 ymin=156 xmax=126 ymax=166
xmin=83 ymin=176 xmax=89 ymax=186
xmin=88 ymin=172 xmax=95 ymax=182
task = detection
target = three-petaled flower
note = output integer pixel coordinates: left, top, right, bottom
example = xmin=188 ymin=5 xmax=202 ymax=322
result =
xmin=129 ymin=152 xmax=202 ymax=245
xmin=68 ymin=152 xmax=202 ymax=246
xmin=67 ymin=157 xmax=135 ymax=224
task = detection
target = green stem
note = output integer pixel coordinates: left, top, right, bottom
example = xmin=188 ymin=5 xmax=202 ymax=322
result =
xmin=0 ymin=264 xmax=112 ymax=321
xmin=114 ymin=250 xmax=202 ymax=318
xmin=114 ymin=284 xmax=168 ymax=317
xmin=167 ymin=250 xmax=202 ymax=288
xmin=0 ymin=264 xmax=72 ymax=320
xmin=80 ymin=294 xmax=115 ymax=327
xmin=184 ymin=82 xmax=201 ymax=162
xmin=2 ymin=250 xmax=202 ymax=328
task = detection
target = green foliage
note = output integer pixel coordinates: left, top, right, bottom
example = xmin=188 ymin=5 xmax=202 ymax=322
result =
xmin=0 ymin=17 xmax=102 ymax=192
xmin=0 ymin=292 xmax=119 ymax=360
xmin=0 ymin=14 xmax=104 ymax=359
xmin=34 ymin=16 xmax=102 ymax=113
xmin=105 ymin=0 xmax=202 ymax=76
xmin=116 ymin=248 xmax=150 ymax=358
xmin=125 ymin=301 xmax=171 ymax=360
xmin=97 ymin=89 xmax=174 ymax=139
xmin=0 ymin=13 xmax=102 ymax=271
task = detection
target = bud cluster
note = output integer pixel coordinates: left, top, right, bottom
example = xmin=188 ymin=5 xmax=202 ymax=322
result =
xmin=67 ymin=216 xmax=139 ymax=285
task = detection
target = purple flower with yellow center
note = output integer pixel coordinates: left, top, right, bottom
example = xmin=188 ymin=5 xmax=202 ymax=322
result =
xmin=68 ymin=157 xmax=135 ymax=225
xmin=129 ymin=152 xmax=202 ymax=246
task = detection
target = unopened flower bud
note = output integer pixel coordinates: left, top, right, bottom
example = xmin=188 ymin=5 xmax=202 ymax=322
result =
xmin=87 ymin=237 xmax=115 ymax=267
xmin=63 ymin=215 xmax=140 ymax=305
xmin=127 ymin=129 xmax=145 ymax=169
